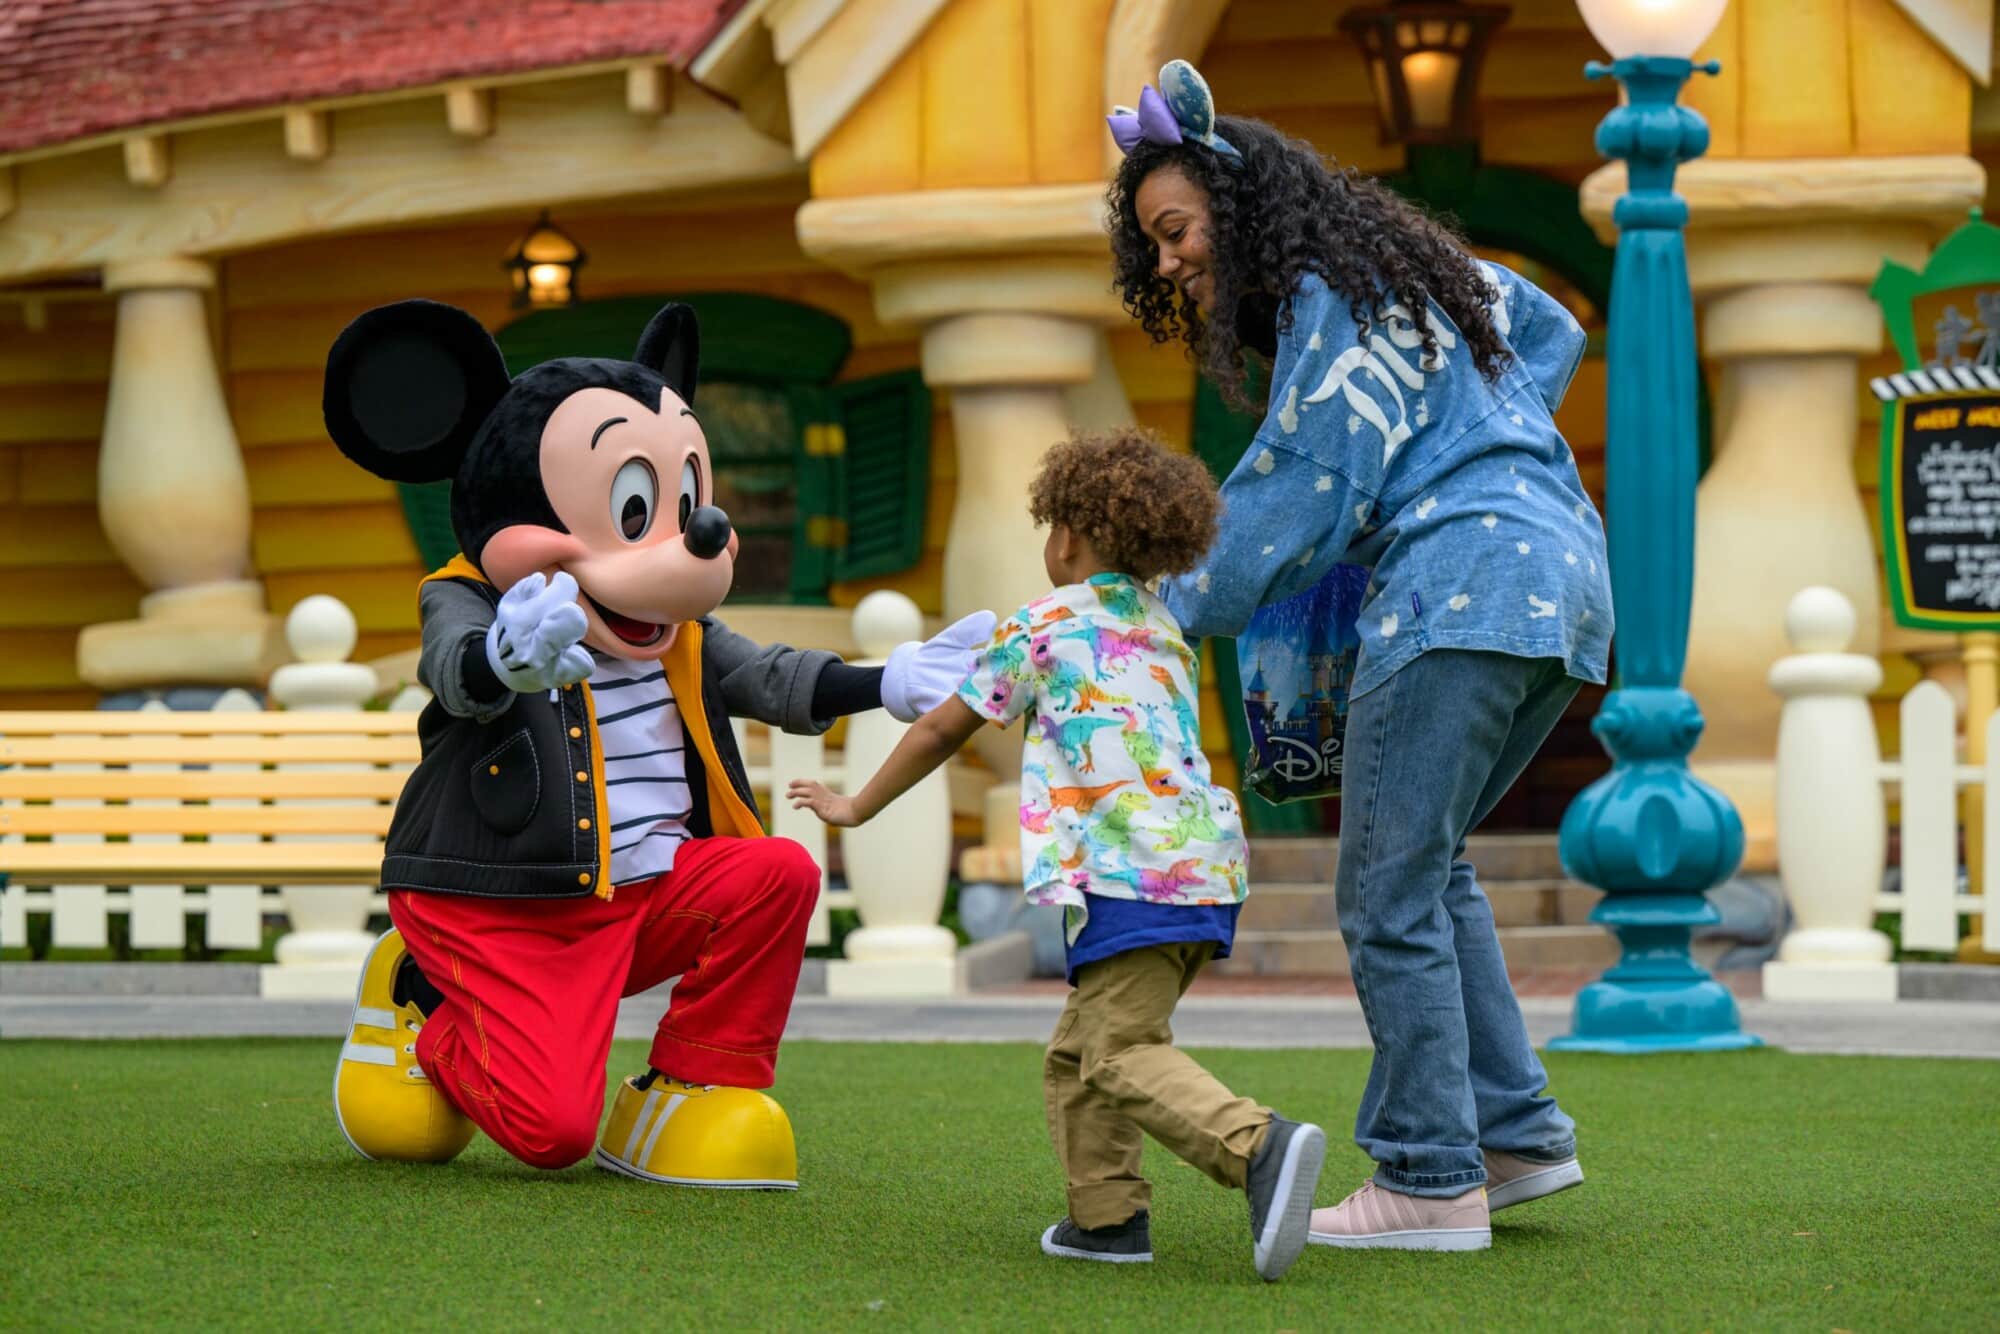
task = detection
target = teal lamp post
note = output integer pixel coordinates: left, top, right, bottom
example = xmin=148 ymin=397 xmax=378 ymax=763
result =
xmin=1550 ymin=0 xmax=1760 ymax=1053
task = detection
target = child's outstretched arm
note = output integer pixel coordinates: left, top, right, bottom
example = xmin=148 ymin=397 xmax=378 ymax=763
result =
xmin=788 ymin=695 xmax=986 ymax=827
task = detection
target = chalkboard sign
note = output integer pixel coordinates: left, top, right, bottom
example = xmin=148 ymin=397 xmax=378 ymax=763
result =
xmin=1882 ymin=390 xmax=2000 ymax=632
xmin=1873 ymin=210 xmax=2000 ymax=632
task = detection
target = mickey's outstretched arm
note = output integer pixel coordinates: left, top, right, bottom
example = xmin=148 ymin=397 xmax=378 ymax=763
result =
xmin=705 ymin=610 xmax=995 ymax=733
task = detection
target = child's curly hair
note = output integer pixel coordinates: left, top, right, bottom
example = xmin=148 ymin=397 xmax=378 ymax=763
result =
xmin=1028 ymin=428 xmax=1219 ymax=582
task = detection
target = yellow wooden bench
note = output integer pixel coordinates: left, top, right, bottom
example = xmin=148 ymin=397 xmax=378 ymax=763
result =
xmin=0 ymin=709 xmax=416 ymax=887
xmin=0 ymin=706 xmax=859 ymax=950
xmin=0 ymin=708 xmax=419 ymax=953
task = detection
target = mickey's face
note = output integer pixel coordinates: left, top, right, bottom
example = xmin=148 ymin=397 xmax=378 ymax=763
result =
xmin=323 ymin=299 xmax=734 ymax=663
xmin=480 ymin=386 xmax=737 ymax=659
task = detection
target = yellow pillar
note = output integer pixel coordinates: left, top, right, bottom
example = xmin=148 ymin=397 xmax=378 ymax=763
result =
xmin=78 ymin=257 xmax=279 ymax=689
xmin=1961 ymin=633 xmax=2000 ymax=962
xmin=901 ymin=272 xmax=1130 ymax=772
xmin=1682 ymin=267 xmax=1896 ymax=867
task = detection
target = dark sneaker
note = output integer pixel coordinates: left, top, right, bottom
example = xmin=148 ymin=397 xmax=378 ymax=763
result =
xmin=1246 ymin=1114 xmax=1327 ymax=1281
xmin=1039 ymin=1211 xmax=1153 ymax=1264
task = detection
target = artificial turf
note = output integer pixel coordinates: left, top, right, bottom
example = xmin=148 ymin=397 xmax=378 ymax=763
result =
xmin=1 ymin=1039 xmax=1995 ymax=1331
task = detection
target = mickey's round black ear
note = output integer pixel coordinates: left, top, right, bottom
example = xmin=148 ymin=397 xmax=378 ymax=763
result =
xmin=323 ymin=300 xmax=511 ymax=483
xmin=633 ymin=303 xmax=699 ymax=407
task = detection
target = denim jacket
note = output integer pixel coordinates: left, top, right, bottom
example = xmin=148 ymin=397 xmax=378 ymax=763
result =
xmin=1163 ymin=263 xmax=1613 ymax=699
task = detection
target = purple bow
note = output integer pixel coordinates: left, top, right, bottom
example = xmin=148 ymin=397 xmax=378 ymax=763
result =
xmin=1107 ymin=84 xmax=1181 ymax=155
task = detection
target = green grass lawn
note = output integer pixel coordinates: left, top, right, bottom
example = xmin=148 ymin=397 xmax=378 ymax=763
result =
xmin=2 ymin=1041 xmax=1996 ymax=1331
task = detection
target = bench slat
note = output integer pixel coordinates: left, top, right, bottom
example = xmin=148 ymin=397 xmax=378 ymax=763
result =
xmin=0 ymin=771 xmax=410 ymax=800
xmin=0 ymin=711 xmax=420 ymax=735
xmin=0 ymin=805 xmax=396 ymax=836
xmin=1 ymin=842 xmax=387 ymax=884
xmin=0 ymin=738 xmax=421 ymax=765
xmin=204 ymin=691 xmax=272 ymax=950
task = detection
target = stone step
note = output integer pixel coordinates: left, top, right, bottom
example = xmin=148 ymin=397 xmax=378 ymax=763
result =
xmin=1238 ymin=880 xmax=1601 ymax=932
xmin=1247 ymin=833 xmax=1566 ymax=885
xmin=1207 ymin=925 xmax=1619 ymax=978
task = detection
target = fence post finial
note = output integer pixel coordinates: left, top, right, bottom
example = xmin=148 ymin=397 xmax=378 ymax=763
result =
xmin=1785 ymin=584 xmax=1858 ymax=655
xmin=1764 ymin=587 xmax=1896 ymax=1001
xmin=263 ymin=594 xmax=380 ymax=995
xmin=826 ymin=590 xmax=957 ymax=997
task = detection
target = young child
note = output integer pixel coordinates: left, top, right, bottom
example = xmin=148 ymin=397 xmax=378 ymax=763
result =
xmin=789 ymin=428 xmax=1326 ymax=1283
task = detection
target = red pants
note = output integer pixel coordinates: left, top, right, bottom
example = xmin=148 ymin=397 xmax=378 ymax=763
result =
xmin=388 ymin=836 xmax=820 ymax=1170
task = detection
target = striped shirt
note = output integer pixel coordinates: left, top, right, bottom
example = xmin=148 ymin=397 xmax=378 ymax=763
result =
xmin=589 ymin=653 xmax=691 ymax=885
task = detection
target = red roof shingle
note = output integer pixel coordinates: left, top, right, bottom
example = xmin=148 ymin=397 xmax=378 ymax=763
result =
xmin=0 ymin=0 xmax=748 ymax=155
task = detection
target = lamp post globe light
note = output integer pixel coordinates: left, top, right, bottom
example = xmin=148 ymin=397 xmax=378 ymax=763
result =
xmin=1550 ymin=0 xmax=1761 ymax=1052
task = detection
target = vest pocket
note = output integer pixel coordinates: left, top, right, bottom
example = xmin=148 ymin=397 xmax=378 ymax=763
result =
xmin=470 ymin=728 xmax=541 ymax=834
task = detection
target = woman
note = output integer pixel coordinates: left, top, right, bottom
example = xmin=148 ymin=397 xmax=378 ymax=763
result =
xmin=1105 ymin=62 xmax=1609 ymax=1252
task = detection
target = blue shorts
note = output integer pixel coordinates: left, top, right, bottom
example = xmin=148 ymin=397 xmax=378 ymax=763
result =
xmin=1065 ymin=895 xmax=1240 ymax=986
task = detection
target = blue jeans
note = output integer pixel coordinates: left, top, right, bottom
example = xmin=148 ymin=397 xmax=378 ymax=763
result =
xmin=1336 ymin=650 xmax=1580 ymax=1198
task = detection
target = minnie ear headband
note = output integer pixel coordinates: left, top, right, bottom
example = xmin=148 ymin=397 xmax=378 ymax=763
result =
xmin=1107 ymin=59 xmax=1241 ymax=161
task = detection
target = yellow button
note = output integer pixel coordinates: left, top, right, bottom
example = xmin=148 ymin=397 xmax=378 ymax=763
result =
xmin=575 ymin=771 xmax=588 ymax=783
xmin=569 ymin=727 xmax=582 ymax=739
xmin=488 ymin=764 xmax=500 ymax=776
xmin=577 ymin=873 xmax=591 ymax=887
xmin=578 ymin=819 xmax=591 ymax=831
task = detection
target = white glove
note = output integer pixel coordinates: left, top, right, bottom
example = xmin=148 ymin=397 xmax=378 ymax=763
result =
xmin=485 ymin=571 xmax=593 ymax=695
xmin=881 ymin=610 xmax=998 ymax=723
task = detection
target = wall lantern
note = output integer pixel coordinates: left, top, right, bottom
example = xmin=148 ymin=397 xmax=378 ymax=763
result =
xmin=1339 ymin=0 xmax=1511 ymax=146
xmin=503 ymin=211 xmax=587 ymax=309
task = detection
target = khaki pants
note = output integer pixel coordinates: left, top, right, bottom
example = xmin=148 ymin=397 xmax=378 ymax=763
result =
xmin=1042 ymin=942 xmax=1272 ymax=1229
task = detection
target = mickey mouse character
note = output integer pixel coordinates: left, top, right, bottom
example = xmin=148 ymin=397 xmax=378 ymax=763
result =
xmin=323 ymin=299 xmax=990 ymax=1186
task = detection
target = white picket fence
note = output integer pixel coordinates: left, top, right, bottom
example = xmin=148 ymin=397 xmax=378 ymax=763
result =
xmin=1875 ymin=683 xmax=1996 ymax=953
xmin=735 ymin=716 xmax=856 ymax=946
xmin=1768 ymin=587 xmax=1996 ymax=1000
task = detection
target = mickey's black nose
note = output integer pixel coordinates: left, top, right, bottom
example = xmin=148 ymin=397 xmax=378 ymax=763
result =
xmin=683 ymin=505 xmax=732 ymax=560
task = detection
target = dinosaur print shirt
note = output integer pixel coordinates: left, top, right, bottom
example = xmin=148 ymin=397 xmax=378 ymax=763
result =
xmin=958 ymin=573 xmax=1249 ymax=940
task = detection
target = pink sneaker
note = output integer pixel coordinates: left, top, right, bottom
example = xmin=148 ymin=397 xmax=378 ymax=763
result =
xmin=1307 ymin=1180 xmax=1491 ymax=1251
xmin=1483 ymin=1150 xmax=1583 ymax=1212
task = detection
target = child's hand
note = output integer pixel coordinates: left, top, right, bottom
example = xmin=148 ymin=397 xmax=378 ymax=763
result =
xmin=787 ymin=779 xmax=861 ymax=827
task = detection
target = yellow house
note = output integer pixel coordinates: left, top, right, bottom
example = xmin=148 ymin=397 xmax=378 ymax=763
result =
xmin=0 ymin=0 xmax=1992 ymax=865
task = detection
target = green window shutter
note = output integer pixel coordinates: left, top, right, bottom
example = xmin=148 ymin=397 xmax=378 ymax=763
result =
xmin=824 ymin=370 xmax=931 ymax=582
xmin=1189 ymin=370 xmax=1318 ymax=836
xmin=786 ymin=385 xmax=840 ymax=601
xmin=397 ymin=481 xmax=459 ymax=571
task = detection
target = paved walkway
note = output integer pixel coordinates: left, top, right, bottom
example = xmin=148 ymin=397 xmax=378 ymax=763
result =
xmin=5 ymin=991 xmax=1995 ymax=1058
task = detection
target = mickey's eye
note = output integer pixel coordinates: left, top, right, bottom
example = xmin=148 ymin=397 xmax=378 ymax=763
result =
xmin=610 ymin=459 xmax=657 ymax=542
xmin=677 ymin=457 xmax=701 ymax=532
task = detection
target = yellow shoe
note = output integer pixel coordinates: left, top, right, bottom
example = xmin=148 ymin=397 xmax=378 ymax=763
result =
xmin=332 ymin=928 xmax=475 ymax=1164
xmin=594 ymin=1073 xmax=798 ymax=1190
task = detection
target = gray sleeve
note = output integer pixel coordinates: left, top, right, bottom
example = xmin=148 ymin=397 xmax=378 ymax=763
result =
xmin=701 ymin=616 xmax=843 ymax=735
xmin=417 ymin=580 xmax=514 ymax=723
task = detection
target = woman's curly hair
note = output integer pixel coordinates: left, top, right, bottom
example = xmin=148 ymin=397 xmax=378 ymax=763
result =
xmin=1029 ymin=428 xmax=1219 ymax=582
xmin=1106 ymin=114 xmax=1512 ymax=411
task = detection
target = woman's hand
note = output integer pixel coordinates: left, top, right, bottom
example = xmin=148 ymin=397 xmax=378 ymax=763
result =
xmin=787 ymin=779 xmax=861 ymax=828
